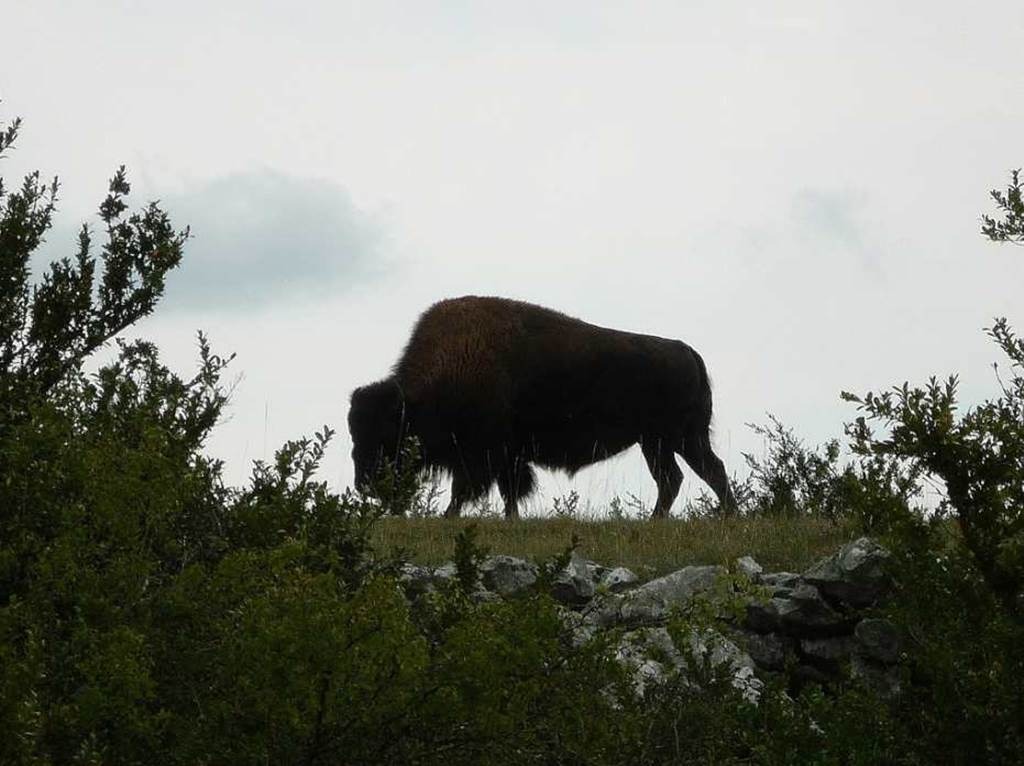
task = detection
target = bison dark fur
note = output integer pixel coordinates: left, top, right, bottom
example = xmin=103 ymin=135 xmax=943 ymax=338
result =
xmin=348 ymin=296 xmax=735 ymax=519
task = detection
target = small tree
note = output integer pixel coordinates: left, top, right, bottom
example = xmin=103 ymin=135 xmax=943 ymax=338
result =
xmin=981 ymin=168 xmax=1024 ymax=245
xmin=0 ymin=113 xmax=187 ymax=414
xmin=843 ymin=167 xmax=1024 ymax=619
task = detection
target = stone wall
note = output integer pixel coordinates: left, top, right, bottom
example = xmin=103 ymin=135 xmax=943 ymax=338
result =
xmin=400 ymin=537 xmax=900 ymax=701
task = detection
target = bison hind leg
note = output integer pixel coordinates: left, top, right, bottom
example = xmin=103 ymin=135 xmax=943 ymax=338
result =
xmin=642 ymin=437 xmax=683 ymax=519
xmin=497 ymin=460 xmax=536 ymax=520
xmin=680 ymin=431 xmax=736 ymax=514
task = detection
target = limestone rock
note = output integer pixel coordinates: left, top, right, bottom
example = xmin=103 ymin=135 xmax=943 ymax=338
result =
xmin=399 ymin=562 xmax=456 ymax=595
xmin=778 ymin=584 xmax=854 ymax=635
xmin=742 ymin=631 xmax=791 ymax=671
xmin=851 ymin=654 xmax=902 ymax=698
xmin=560 ymin=608 xmax=599 ymax=648
xmin=684 ymin=628 xmax=763 ymax=704
xmin=584 ymin=560 xmax=608 ymax=582
xmin=747 ymin=583 xmax=851 ymax=637
xmin=803 ymin=537 xmax=891 ymax=607
xmin=855 ymin=618 xmax=901 ymax=664
xmin=632 ymin=564 xmax=725 ymax=608
xmin=470 ymin=589 xmax=503 ymax=604
xmin=480 ymin=555 xmax=538 ymax=596
xmin=551 ymin=551 xmax=596 ymax=605
xmin=615 ymin=627 xmax=680 ymax=696
xmin=743 ymin=598 xmax=780 ymax=633
xmin=800 ymin=636 xmax=857 ymax=670
xmin=735 ymin=556 xmax=764 ymax=579
xmin=616 ymin=626 xmax=762 ymax=704
xmin=433 ymin=562 xmax=458 ymax=582
xmin=760 ymin=572 xmax=802 ymax=590
xmin=600 ymin=566 xmax=639 ymax=592
xmin=398 ymin=563 xmax=435 ymax=595
xmin=588 ymin=565 xmax=726 ymax=627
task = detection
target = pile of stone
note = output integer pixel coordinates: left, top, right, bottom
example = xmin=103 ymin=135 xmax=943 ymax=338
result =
xmin=399 ymin=537 xmax=900 ymax=702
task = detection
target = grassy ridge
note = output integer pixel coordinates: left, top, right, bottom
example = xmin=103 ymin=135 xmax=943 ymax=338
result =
xmin=374 ymin=515 xmax=859 ymax=576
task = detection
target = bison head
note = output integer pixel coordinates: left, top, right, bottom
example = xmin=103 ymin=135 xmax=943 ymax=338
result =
xmin=348 ymin=378 xmax=406 ymax=492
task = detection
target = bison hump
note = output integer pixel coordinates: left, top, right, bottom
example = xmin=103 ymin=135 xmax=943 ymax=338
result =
xmin=394 ymin=296 xmax=523 ymax=398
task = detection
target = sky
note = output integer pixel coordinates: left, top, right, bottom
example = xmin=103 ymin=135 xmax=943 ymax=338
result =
xmin=3 ymin=1 xmax=1023 ymax=515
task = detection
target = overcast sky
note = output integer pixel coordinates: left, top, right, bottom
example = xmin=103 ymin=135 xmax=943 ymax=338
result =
xmin=3 ymin=1 xmax=1023 ymax=515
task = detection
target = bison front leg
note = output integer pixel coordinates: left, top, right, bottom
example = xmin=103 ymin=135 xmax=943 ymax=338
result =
xmin=642 ymin=439 xmax=683 ymax=519
xmin=444 ymin=473 xmax=473 ymax=518
xmin=444 ymin=466 xmax=495 ymax=518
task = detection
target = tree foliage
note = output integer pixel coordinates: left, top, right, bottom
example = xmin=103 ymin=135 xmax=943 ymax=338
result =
xmin=729 ymin=414 xmax=921 ymax=529
xmin=3 ymin=108 xmax=1024 ymax=763
xmin=0 ymin=121 xmax=187 ymax=412
xmin=844 ymin=319 xmax=1024 ymax=619
xmin=981 ymin=168 xmax=1024 ymax=245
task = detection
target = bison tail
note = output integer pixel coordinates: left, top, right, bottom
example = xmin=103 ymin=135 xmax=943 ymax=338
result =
xmin=691 ymin=349 xmax=715 ymax=433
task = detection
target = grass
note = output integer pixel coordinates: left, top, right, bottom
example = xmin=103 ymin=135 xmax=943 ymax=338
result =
xmin=374 ymin=514 xmax=860 ymax=578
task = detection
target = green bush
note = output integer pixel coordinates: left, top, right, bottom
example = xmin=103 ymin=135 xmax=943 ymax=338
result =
xmin=4 ymin=108 xmax=1024 ymax=764
xmin=838 ymin=319 xmax=1024 ymax=761
xmin=830 ymin=168 xmax=1024 ymax=762
xmin=0 ymin=109 xmax=639 ymax=766
xmin=698 ymin=414 xmax=921 ymax=533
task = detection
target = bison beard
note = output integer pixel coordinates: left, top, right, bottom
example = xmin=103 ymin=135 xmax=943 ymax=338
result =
xmin=348 ymin=296 xmax=735 ymax=519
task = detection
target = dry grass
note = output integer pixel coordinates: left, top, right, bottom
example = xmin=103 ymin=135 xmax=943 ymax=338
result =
xmin=373 ymin=514 xmax=859 ymax=578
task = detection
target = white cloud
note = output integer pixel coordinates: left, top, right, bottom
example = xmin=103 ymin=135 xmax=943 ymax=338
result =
xmin=160 ymin=171 xmax=387 ymax=312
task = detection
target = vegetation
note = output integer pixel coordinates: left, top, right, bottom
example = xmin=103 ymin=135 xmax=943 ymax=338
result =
xmin=1 ymin=110 xmax=1023 ymax=763
xmin=374 ymin=514 xmax=857 ymax=575
xmin=981 ymin=168 xmax=1024 ymax=245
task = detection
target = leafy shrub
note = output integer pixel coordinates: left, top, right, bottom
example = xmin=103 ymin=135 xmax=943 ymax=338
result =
xmin=845 ymin=319 xmax=1024 ymax=619
xmin=697 ymin=415 xmax=921 ymax=532
xmin=4 ymin=108 xmax=1024 ymax=764
xmin=981 ymin=168 xmax=1024 ymax=245
xmin=830 ymin=170 xmax=1024 ymax=761
xmin=552 ymin=488 xmax=581 ymax=519
xmin=839 ymin=319 xmax=1024 ymax=761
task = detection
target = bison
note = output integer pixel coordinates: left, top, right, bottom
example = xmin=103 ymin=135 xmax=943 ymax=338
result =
xmin=348 ymin=296 xmax=735 ymax=519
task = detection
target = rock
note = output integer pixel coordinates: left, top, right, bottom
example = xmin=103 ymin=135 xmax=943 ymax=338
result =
xmin=683 ymin=628 xmax=763 ymax=704
xmin=398 ymin=563 xmax=435 ymax=595
xmin=401 ymin=560 xmax=507 ymax=602
xmin=851 ymin=654 xmax=902 ymax=698
xmin=399 ymin=562 xmax=458 ymax=595
xmin=585 ymin=593 xmax=654 ymax=628
xmin=778 ymin=584 xmax=854 ymax=635
xmin=760 ymin=572 xmax=802 ymax=590
xmin=470 ymin=589 xmax=503 ymax=604
xmin=600 ymin=566 xmax=639 ymax=592
xmin=433 ymin=562 xmax=458 ymax=582
xmin=637 ymin=565 xmax=726 ymax=603
xmin=615 ymin=627 xmax=680 ymax=696
xmin=803 ymin=537 xmax=891 ymax=607
xmin=792 ymin=663 xmax=834 ymax=689
xmin=588 ymin=565 xmax=726 ymax=627
xmin=616 ymin=626 xmax=762 ymax=704
xmin=735 ymin=556 xmax=764 ymax=579
xmin=560 ymin=608 xmax=598 ymax=648
xmin=551 ymin=551 xmax=596 ymax=605
xmin=744 ymin=598 xmax=782 ymax=633
xmin=742 ymin=632 xmax=791 ymax=671
xmin=747 ymin=583 xmax=852 ymax=637
xmin=584 ymin=560 xmax=608 ymax=582
xmin=399 ymin=563 xmax=431 ymax=580
xmin=855 ymin=618 xmax=901 ymax=664
xmin=800 ymin=636 xmax=856 ymax=671
xmin=480 ymin=555 xmax=538 ymax=596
